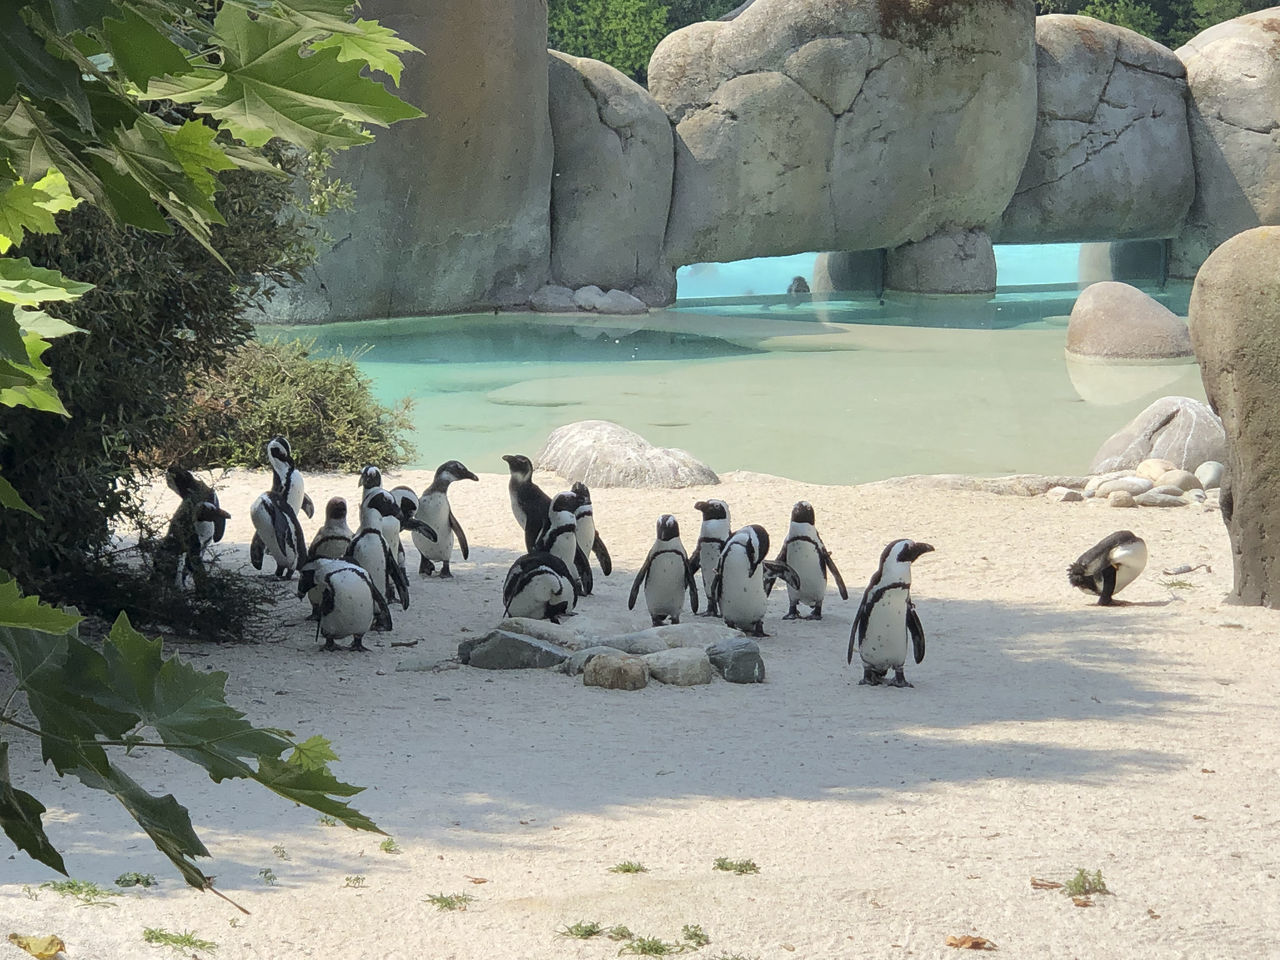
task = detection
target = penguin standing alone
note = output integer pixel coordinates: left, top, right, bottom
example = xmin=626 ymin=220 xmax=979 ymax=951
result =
xmin=414 ymin=460 xmax=479 ymax=577
xmin=771 ymin=500 xmax=848 ymax=620
xmin=710 ymin=524 xmax=798 ymax=637
xmin=298 ymin=558 xmax=391 ymax=652
xmin=847 ymin=539 xmax=935 ymax=688
xmin=161 ymin=466 xmax=228 ymax=587
xmin=628 ymin=514 xmax=699 ymax=626
xmin=1068 ymin=531 xmax=1148 ymax=605
xmin=502 ymin=552 xmax=579 ymax=623
xmin=689 ymin=499 xmax=730 ymax=617
xmin=571 ymin=481 xmax=612 ymax=583
xmin=503 ymin=454 xmax=552 ymax=551
xmin=540 ymin=491 xmax=594 ymax=595
xmin=249 ymin=490 xmax=307 ymax=580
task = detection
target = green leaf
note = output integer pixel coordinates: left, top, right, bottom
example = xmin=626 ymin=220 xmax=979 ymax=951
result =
xmin=0 ymin=582 xmax=80 ymax=634
xmin=254 ymin=755 xmax=381 ymax=833
xmin=0 ymin=256 xmax=94 ymax=307
xmin=164 ymin=121 xmax=236 ymax=198
xmin=0 ymin=169 xmax=79 ymax=253
xmin=307 ymin=19 xmax=421 ymax=86
xmin=0 ymin=741 xmax=67 ymax=877
xmin=0 ymin=95 xmax=114 ymax=211
xmin=0 ymin=304 xmax=24 ymax=363
xmin=0 ymin=6 xmax=93 ymax=130
xmin=41 ymin=0 xmax=113 ymax=36
xmin=0 ymin=472 xmax=41 ymax=518
xmin=16 ymin=307 xmax=83 ymax=339
xmin=0 ymin=334 xmax=69 ymax=416
xmin=101 ymin=7 xmax=193 ymax=90
xmin=289 ymin=735 xmax=339 ymax=771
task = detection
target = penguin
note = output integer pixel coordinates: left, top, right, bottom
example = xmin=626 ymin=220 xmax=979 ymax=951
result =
xmin=503 ymin=454 xmax=551 ymax=552
xmin=571 ymin=481 xmax=612 ymax=581
xmin=770 ymin=500 xmax=848 ymax=620
xmin=847 ymin=539 xmax=935 ymax=688
xmin=539 ymin=491 xmax=593 ymax=595
xmin=307 ymin=497 xmax=354 ymax=562
xmin=688 ymin=499 xmax=730 ymax=617
xmin=266 ymin=436 xmax=314 ymax=519
xmin=628 ymin=514 xmax=699 ymax=626
xmin=388 ymin=484 xmax=419 ymax=573
xmin=346 ymin=490 xmax=412 ymax=621
xmin=1068 ymin=531 xmax=1148 ymax=605
xmin=359 ymin=465 xmax=436 ymax=577
xmin=297 ymin=559 xmax=391 ymax=652
xmin=414 ymin=459 xmax=479 ymax=577
xmin=163 ymin=466 xmax=228 ymax=586
xmin=249 ymin=490 xmax=307 ymax=580
xmin=502 ymin=551 xmax=580 ymax=623
xmin=709 ymin=524 xmax=799 ymax=637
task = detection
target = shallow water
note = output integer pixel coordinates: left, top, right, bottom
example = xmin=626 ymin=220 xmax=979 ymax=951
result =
xmin=258 ymin=285 xmax=1205 ymax=485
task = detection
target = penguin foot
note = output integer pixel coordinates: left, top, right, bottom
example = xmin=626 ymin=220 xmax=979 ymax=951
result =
xmin=651 ymin=616 xmax=666 ymax=627
xmin=888 ymin=668 xmax=913 ymax=688
xmin=439 ymin=563 xmax=453 ymax=579
xmin=419 ymin=557 xmax=434 ymax=577
xmin=859 ymin=667 xmax=884 ymax=686
xmin=349 ymin=638 xmax=368 ymax=652
xmin=746 ymin=621 xmax=768 ymax=638
xmin=321 ymin=640 xmax=338 ymax=652
xmin=807 ymin=606 xmax=823 ymax=621
xmin=782 ymin=608 xmax=799 ymax=621
xmin=306 ymin=608 xmax=321 ymax=622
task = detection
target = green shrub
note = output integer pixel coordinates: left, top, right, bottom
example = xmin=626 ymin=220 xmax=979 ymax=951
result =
xmin=161 ymin=337 xmax=414 ymax=471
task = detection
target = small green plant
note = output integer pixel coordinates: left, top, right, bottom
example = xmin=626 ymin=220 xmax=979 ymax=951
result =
xmin=1159 ymin=578 xmax=1194 ymax=590
xmin=619 ymin=935 xmax=681 ymax=956
xmin=559 ymin=920 xmax=605 ymax=939
xmin=40 ymin=878 xmax=121 ymax=906
xmin=258 ymin=868 xmax=277 ymax=886
xmin=344 ymin=875 xmax=367 ymax=888
xmin=318 ymin=814 xmax=338 ymax=826
xmin=115 ymin=872 xmax=158 ymax=888
xmin=424 ymin=891 xmax=475 ymax=911
xmin=379 ymin=838 xmax=401 ymax=854
xmin=143 ymin=928 xmax=218 ymax=951
xmin=271 ymin=844 xmax=290 ymax=860
xmin=609 ymin=860 xmax=648 ymax=874
xmin=712 ymin=857 xmax=759 ymax=875
xmin=21 ymin=884 xmax=38 ymax=900
xmin=1063 ymin=868 xmax=1109 ymax=897
xmin=682 ymin=925 xmax=711 ymax=947
xmin=607 ymin=925 xmax=635 ymax=941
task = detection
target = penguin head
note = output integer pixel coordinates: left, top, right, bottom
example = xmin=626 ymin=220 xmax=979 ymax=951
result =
xmin=502 ymin=454 xmax=533 ymax=480
xmin=296 ymin=562 xmax=318 ymax=600
xmin=570 ymin=481 xmax=591 ymax=504
xmin=325 ymin=497 xmax=347 ymax=522
xmin=694 ymin=499 xmax=729 ymax=521
xmin=166 ymin=464 xmax=197 ymax=498
xmin=359 ymin=465 xmax=382 ymax=490
xmin=266 ymin=437 xmax=293 ymax=466
xmin=880 ymin=539 xmax=935 ymax=582
xmin=195 ymin=500 xmax=231 ymax=524
xmin=437 ymin=460 xmax=479 ymax=484
xmin=790 ymin=500 xmax=815 ymax=525
xmin=551 ymin=491 xmax=580 ymax=516
xmin=656 ymin=514 xmax=680 ymax=541
xmin=745 ymin=523 xmax=770 ymax=560
xmin=363 ymin=490 xmax=397 ymax=520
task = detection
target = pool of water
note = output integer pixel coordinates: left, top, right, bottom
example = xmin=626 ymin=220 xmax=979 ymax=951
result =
xmin=258 ymin=284 xmax=1206 ymax=485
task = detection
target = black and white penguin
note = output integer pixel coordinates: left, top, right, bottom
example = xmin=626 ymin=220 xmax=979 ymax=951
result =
xmin=163 ymin=465 xmax=228 ymax=586
xmin=628 ymin=514 xmax=699 ymax=626
xmin=414 ymin=459 xmax=479 ymax=577
xmin=501 ymin=551 xmax=580 ymax=623
xmin=297 ymin=558 xmax=391 ymax=652
xmin=709 ymin=524 xmax=799 ymax=637
xmin=570 ymin=481 xmax=612 ymax=582
xmin=502 ymin=454 xmax=552 ymax=552
xmin=847 ymin=539 xmax=935 ymax=688
xmin=1068 ymin=531 xmax=1148 ymax=605
xmin=771 ymin=501 xmax=848 ymax=620
xmin=249 ymin=490 xmax=307 ymax=580
xmin=346 ymin=490 xmax=411 ymax=619
xmin=539 ymin=491 xmax=593 ymax=595
xmin=307 ymin=497 xmax=354 ymax=562
xmin=388 ymin=484 xmax=419 ymax=572
xmin=359 ymin=466 xmax=435 ymax=577
xmin=689 ymin=499 xmax=730 ymax=617
xmin=266 ymin=436 xmax=314 ymax=519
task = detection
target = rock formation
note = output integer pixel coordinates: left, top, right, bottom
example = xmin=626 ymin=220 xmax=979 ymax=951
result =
xmin=1089 ymin=396 xmax=1226 ymax=474
xmin=1065 ymin=281 xmax=1192 ymax=360
xmin=536 ymin=420 xmax=719 ymax=488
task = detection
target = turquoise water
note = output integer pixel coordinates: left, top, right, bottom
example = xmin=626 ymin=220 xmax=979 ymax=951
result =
xmin=258 ymin=281 xmax=1204 ymax=485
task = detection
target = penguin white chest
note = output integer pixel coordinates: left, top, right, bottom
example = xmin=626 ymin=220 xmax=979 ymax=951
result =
xmin=322 ymin=569 xmax=376 ymax=640
xmin=786 ymin=540 xmax=826 ymax=605
xmin=250 ymin=497 xmax=296 ymax=566
xmin=415 ymin=493 xmax=453 ymax=561
xmin=350 ymin=531 xmax=388 ymax=589
xmin=507 ymin=571 xmax=569 ymax=619
xmin=575 ymin=513 xmax=595 ymax=556
xmin=645 ymin=551 xmax=688 ymax=618
xmin=860 ymin=586 xmax=911 ymax=669
xmin=719 ymin=551 xmax=766 ymax=625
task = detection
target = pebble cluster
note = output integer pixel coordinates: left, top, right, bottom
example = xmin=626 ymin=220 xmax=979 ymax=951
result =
xmin=1047 ymin=458 xmax=1224 ymax=509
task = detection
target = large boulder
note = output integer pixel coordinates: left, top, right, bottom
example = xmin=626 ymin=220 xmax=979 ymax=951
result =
xmin=884 ymin=228 xmax=997 ymax=294
xmin=536 ymin=420 xmax=719 ymax=488
xmin=457 ymin=630 xmax=569 ymax=669
xmin=811 ymin=250 xmax=884 ymax=295
xmin=262 ymin=0 xmax=553 ymax=321
xmin=1089 ymin=396 xmax=1226 ymax=474
xmin=1065 ymin=281 xmax=1192 ymax=359
xmin=648 ymin=0 xmax=1038 ymax=266
xmin=1188 ymin=226 xmax=1280 ymax=606
xmin=643 ymin=648 xmax=714 ymax=685
xmin=546 ymin=53 xmax=676 ymax=304
xmin=1170 ymin=11 xmax=1280 ymax=278
xmin=997 ymin=15 xmax=1194 ymax=243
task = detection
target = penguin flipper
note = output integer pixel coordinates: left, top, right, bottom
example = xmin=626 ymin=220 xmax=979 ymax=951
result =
xmin=286 ymin=505 xmax=307 ymax=571
xmin=302 ymin=493 xmax=315 ymax=519
xmin=250 ymin=532 xmax=265 ymax=571
xmin=386 ymin=542 xmax=410 ymax=610
xmin=449 ymin=510 xmax=470 ymax=559
xmin=848 ymin=594 xmax=871 ymax=664
xmin=763 ymin=560 xmax=801 ymax=593
xmin=684 ymin=558 xmax=700 ymax=614
xmin=592 ymin=533 xmax=612 ymax=576
xmin=907 ymin=599 xmax=926 ymax=664
xmin=823 ymin=550 xmax=849 ymax=601
xmin=627 ymin=556 xmax=652 ymax=611
xmin=370 ymin=577 xmax=393 ymax=632
xmin=574 ymin=546 xmax=593 ymax=595
xmin=403 ymin=516 xmax=438 ymax=542
xmin=211 ymin=491 xmax=227 ymax=543
xmin=688 ymin=551 xmax=700 ymax=576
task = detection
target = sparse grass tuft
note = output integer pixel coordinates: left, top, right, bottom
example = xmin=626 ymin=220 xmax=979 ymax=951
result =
xmin=115 ymin=872 xmax=157 ymax=888
xmin=619 ymin=935 xmax=681 ymax=955
xmin=425 ymin=891 xmax=474 ymax=911
xmin=609 ymin=860 xmax=648 ymax=874
xmin=143 ymin=928 xmax=218 ymax=951
xmin=607 ymin=925 xmax=635 ymax=941
xmin=40 ymin=879 xmax=120 ymax=906
xmin=318 ymin=814 xmax=338 ymax=826
xmin=379 ymin=838 xmax=401 ymax=855
xmin=559 ymin=920 xmax=605 ymax=939
xmin=712 ymin=857 xmax=759 ymax=875
xmin=271 ymin=844 xmax=290 ymax=860
xmin=1063 ymin=868 xmax=1109 ymax=897
xmin=258 ymin=868 xmax=278 ymax=886
xmin=344 ymin=875 xmax=367 ymax=888
xmin=1160 ymin=578 xmax=1194 ymax=590
xmin=682 ymin=924 xmax=711 ymax=947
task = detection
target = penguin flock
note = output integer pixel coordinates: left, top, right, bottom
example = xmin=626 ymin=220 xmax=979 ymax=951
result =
xmin=163 ymin=437 xmax=1156 ymax=688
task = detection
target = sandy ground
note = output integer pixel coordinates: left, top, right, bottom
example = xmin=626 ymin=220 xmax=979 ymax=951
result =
xmin=2 ymin=467 xmax=1278 ymax=960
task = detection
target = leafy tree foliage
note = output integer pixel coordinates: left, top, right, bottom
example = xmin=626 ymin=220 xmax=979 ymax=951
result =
xmin=1038 ymin=0 xmax=1271 ymax=47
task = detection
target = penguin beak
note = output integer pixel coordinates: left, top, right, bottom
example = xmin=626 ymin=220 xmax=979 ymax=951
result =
xmin=464 ymin=470 xmax=479 ymax=482
xmin=904 ymin=542 xmax=935 ymax=562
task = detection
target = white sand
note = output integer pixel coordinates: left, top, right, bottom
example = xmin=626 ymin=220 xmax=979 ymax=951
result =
xmin=2 ymin=468 xmax=1278 ymax=959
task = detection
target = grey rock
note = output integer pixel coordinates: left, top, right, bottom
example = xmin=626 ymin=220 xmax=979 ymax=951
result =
xmin=1188 ymin=225 xmax=1280 ymax=606
xmin=811 ymin=250 xmax=885 ymax=295
xmin=649 ymin=0 xmax=1038 ymax=266
xmin=597 ymin=289 xmax=649 ymax=315
xmin=1170 ymin=12 xmax=1280 ymax=278
xmin=1096 ymin=476 xmax=1154 ymax=497
xmin=561 ymin=645 xmax=628 ymax=676
xmin=583 ymin=653 xmax=649 ymax=690
xmin=1077 ymin=240 xmax=1170 ymax=288
xmin=1187 ymin=488 xmax=1208 ymax=503
xmin=1136 ymin=457 xmax=1178 ymax=481
xmin=998 ymin=16 xmax=1193 ymax=243
xmin=1084 ymin=470 xmax=1134 ymax=495
xmin=608 ymin=632 xmax=670 ymax=656
xmin=530 ymin=284 xmax=579 ymax=313
xmin=394 ymin=653 xmax=460 ymax=673
xmin=547 ymin=52 xmax=674 ymax=296
xmin=1065 ymin=282 xmax=1192 ymax=360
xmin=1046 ymin=486 xmax=1085 ymax=502
xmin=536 ymin=420 xmax=719 ymax=488
xmin=706 ymin=636 xmax=766 ymax=683
xmin=1149 ymin=484 xmax=1190 ymax=497
xmin=1195 ymin=460 xmax=1225 ymax=489
xmin=609 ymin=622 xmax=742 ymax=652
xmin=1089 ymin=396 xmax=1227 ymax=473
xmin=572 ymin=285 xmax=608 ymax=310
xmin=643 ymin=647 xmax=714 ymax=686
xmin=458 ymin=630 xmax=569 ymax=669
xmin=1134 ymin=491 xmax=1190 ymax=508
xmin=1108 ymin=490 xmax=1138 ymax=507
xmin=497 ymin=618 xmax=589 ymax=651
xmin=1156 ymin=468 xmax=1203 ymax=492
xmin=885 ymin=229 xmax=996 ymax=294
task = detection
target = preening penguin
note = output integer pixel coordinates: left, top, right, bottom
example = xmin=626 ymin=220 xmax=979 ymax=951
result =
xmin=298 ymin=558 xmax=391 ymax=651
xmin=266 ymin=436 xmax=314 ymax=519
xmin=628 ymin=514 xmax=699 ymax=626
xmin=771 ymin=500 xmax=848 ymax=620
xmin=689 ymin=499 xmax=730 ymax=617
xmin=571 ymin=481 xmax=612 ymax=580
xmin=414 ymin=459 xmax=479 ymax=577
xmin=540 ymin=491 xmax=594 ymax=595
xmin=307 ymin=497 xmax=353 ymax=562
xmin=249 ymin=491 xmax=307 ymax=580
xmin=503 ymin=454 xmax=552 ymax=551
xmin=161 ymin=466 xmax=228 ymax=587
xmin=502 ymin=551 xmax=580 ymax=623
xmin=709 ymin=524 xmax=799 ymax=637
xmin=346 ymin=490 xmax=412 ymax=619
xmin=848 ymin=539 xmax=934 ymax=688
xmin=1069 ymin=531 xmax=1148 ymax=605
